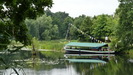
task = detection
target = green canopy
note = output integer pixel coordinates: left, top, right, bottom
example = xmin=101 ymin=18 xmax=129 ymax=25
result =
xmin=65 ymin=42 xmax=107 ymax=47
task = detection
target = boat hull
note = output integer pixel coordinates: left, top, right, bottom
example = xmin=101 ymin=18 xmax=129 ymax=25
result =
xmin=65 ymin=49 xmax=115 ymax=54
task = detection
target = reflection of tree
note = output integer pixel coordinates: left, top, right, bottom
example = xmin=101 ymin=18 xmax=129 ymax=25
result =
xmin=114 ymin=55 xmax=133 ymax=75
xmin=92 ymin=55 xmax=133 ymax=75
xmin=2 ymin=50 xmax=133 ymax=75
xmin=26 ymin=51 xmax=65 ymax=71
xmin=68 ymin=55 xmax=133 ymax=75
xmin=90 ymin=56 xmax=118 ymax=75
xmin=0 ymin=49 xmax=28 ymax=74
xmin=71 ymin=62 xmax=108 ymax=75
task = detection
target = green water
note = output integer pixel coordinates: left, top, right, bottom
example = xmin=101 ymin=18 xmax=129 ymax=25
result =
xmin=0 ymin=50 xmax=133 ymax=75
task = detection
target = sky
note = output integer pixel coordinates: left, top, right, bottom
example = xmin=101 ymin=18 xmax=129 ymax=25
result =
xmin=50 ymin=0 xmax=119 ymax=17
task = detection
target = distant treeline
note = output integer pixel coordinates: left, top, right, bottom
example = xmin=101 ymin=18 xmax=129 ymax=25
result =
xmin=25 ymin=9 xmax=118 ymax=42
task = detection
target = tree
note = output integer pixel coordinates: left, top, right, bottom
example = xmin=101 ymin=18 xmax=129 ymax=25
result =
xmin=50 ymin=25 xmax=59 ymax=40
xmin=115 ymin=0 xmax=133 ymax=50
xmin=0 ymin=21 xmax=10 ymax=49
xmin=25 ymin=19 xmax=39 ymax=39
xmin=41 ymin=29 xmax=51 ymax=40
xmin=46 ymin=11 xmax=69 ymax=38
xmin=25 ymin=14 xmax=55 ymax=40
xmin=72 ymin=15 xmax=86 ymax=40
xmin=63 ymin=17 xmax=73 ymax=40
xmin=37 ymin=14 xmax=53 ymax=40
xmin=92 ymin=15 xmax=112 ymax=41
xmin=80 ymin=16 xmax=92 ymax=34
xmin=80 ymin=16 xmax=93 ymax=41
xmin=0 ymin=0 xmax=53 ymax=46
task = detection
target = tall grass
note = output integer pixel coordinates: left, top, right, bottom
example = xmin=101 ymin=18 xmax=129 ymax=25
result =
xmin=27 ymin=39 xmax=77 ymax=51
xmin=40 ymin=51 xmax=64 ymax=60
xmin=39 ymin=39 xmax=70 ymax=51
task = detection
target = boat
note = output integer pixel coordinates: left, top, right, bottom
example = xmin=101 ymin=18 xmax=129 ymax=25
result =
xmin=64 ymin=42 xmax=115 ymax=54
xmin=64 ymin=54 xmax=115 ymax=57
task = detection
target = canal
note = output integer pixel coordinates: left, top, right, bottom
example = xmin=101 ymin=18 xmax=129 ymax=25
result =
xmin=0 ymin=50 xmax=133 ymax=75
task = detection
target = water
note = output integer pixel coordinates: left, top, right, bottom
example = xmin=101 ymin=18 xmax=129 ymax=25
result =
xmin=0 ymin=50 xmax=133 ymax=75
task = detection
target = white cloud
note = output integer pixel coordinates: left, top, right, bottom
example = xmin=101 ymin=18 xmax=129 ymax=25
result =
xmin=50 ymin=0 xmax=119 ymax=17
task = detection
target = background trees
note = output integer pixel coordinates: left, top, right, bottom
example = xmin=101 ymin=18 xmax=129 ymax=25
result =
xmin=25 ymin=14 xmax=59 ymax=40
xmin=47 ymin=11 xmax=70 ymax=38
xmin=26 ymin=11 xmax=119 ymax=43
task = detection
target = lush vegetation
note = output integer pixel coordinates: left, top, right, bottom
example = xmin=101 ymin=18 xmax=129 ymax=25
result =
xmin=39 ymin=40 xmax=67 ymax=51
xmin=0 ymin=0 xmax=53 ymax=48
xmin=114 ymin=0 xmax=133 ymax=51
xmin=0 ymin=0 xmax=133 ymax=52
xmin=30 ymin=39 xmax=70 ymax=51
xmin=27 ymin=39 xmax=77 ymax=51
xmin=25 ymin=12 xmax=117 ymax=42
xmin=25 ymin=11 xmax=119 ymax=51
xmin=0 ymin=0 xmax=133 ymax=74
xmin=25 ymin=0 xmax=133 ymax=52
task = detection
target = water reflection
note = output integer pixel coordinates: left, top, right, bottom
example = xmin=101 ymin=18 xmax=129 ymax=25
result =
xmin=0 ymin=49 xmax=133 ymax=75
xmin=64 ymin=54 xmax=115 ymax=75
xmin=64 ymin=54 xmax=115 ymax=63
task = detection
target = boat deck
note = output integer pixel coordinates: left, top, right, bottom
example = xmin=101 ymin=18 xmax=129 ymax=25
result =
xmin=64 ymin=42 xmax=115 ymax=54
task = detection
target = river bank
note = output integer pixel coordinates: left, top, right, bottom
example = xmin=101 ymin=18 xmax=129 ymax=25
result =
xmin=26 ymin=39 xmax=133 ymax=55
xmin=27 ymin=39 xmax=77 ymax=52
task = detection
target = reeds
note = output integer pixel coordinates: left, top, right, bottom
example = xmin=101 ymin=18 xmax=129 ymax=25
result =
xmin=39 ymin=39 xmax=69 ymax=51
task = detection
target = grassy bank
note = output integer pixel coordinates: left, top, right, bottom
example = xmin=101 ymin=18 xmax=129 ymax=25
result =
xmin=29 ymin=39 xmax=133 ymax=55
xmin=28 ymin=39 xmax=77 ymax=52
xmin=40 ymin=51 xmax=64 ymax=60
xmin=39 ymin=40 xmax=69 ymax=51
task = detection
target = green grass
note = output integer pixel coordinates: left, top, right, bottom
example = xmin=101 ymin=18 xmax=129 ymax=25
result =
xmin=28 ymin=39 xmax=78 ymax=51
xmin=39 ymin=39 xmax=68 ymax=51
xmin=40 ymin=51 xmax=64 ymax=60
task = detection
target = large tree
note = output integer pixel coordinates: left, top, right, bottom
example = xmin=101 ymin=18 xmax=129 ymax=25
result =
xmin=46 ymin=11 xmax=69 ymax=38
xmin=80 ymin=16 xmax=93 ymax=41
xmin=0 ymin=0 xmax=53 ymax=46
xmin=92 ymin=15 xmax=113 ymax=41
xmin=72 ymin=15 xmax=86 ymax=40
xmin=26 ymin=14 xmax=59 ymax=40
xmin=115 ymin=0 xmax=133 ymax=50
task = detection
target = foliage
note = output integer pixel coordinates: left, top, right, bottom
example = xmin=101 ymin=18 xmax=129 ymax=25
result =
xmin=80 ymin=16 xmax=93 ymax=35
xmin=26 ymin=10 xmax=73 ymax=40
xmin=32 ymin=37 xmax=40 ymax=50
xmin=92 ymin=15 xmax=112 ymax=40
xmin=0 ymin=0 xmax=53 ymax=46
xmin=115 ymin=0 xmax=133 ymax=50
xmin=79 ymin=16 xmax=93 ymax=41
xmin=39 ymin=39 xmax=69 ymax=51
xmin=27 ymin=39 xmax=78 ymax=51
xmin=63 ymin=16 xmax=73 ymax=40
xmin=27 ymin=11 xmax=119 ymax=45
xmin=40 ymin=51 xmax=64 ymax=60
xmin=0 ymin=21 xmax=10 ymax=49
xmin=71 ymin=15 xmax=92 ymax=41
xmin=25 ymin=14 xmax=59 ymax=40
xmin=45 ymin=10 xmax=70 ymax=38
